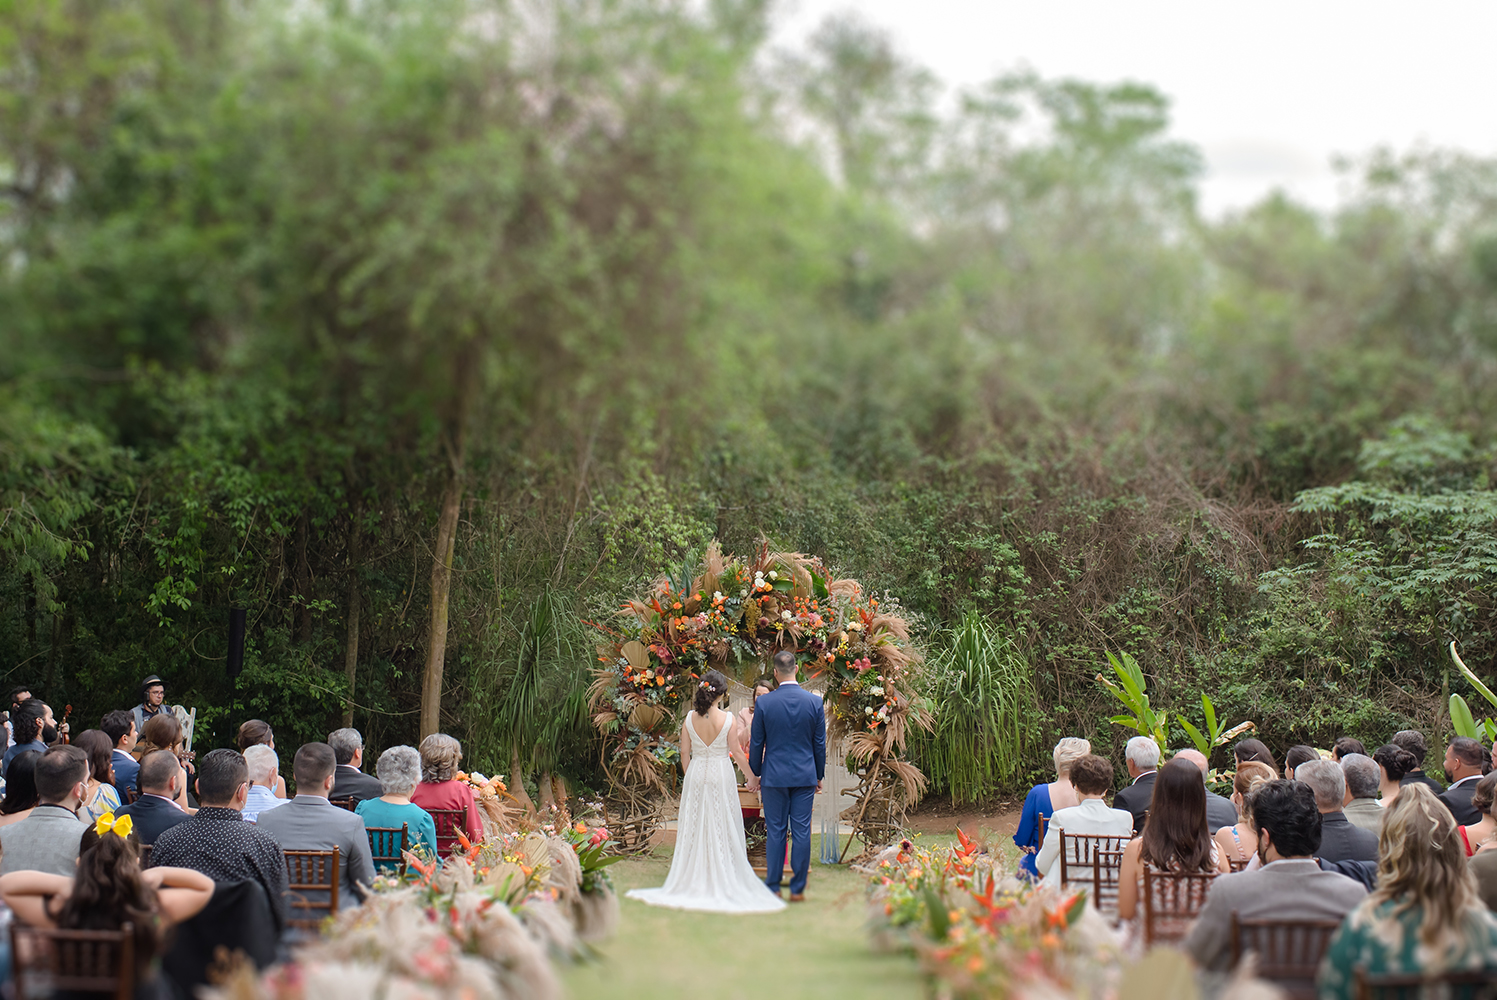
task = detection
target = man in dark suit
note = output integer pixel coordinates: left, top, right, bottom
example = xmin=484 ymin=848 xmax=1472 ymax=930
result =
xmin=749 ymin=651 xmax=826 ymax=902
xmin=1112 ymin=736 xmax=1159 ymax=834
xmin=1438 ymin=737 xmax=1489 ymax=825
xmin=1392 ymin=730 xmax=1445 ymax=795
xmin=102 ymin=710 xmax=139 ymax=799
xmin=1173 ymin=749 xmax=1239 ymax=831
xmin=118 ymin=750 xmax=192 ymax=844
xmin=1297 ymin=759 xmax=1378 ymax=862
xmin=327 ymin=728 xmax=383 ymax=803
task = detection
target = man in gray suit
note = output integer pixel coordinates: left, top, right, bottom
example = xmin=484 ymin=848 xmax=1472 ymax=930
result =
xmin=255 ymin=742 xmax=376 ymax=905
xmin=1339 ymin=753 xmax=1384 ymax=834
xmin=0 ymin=745 xmax=91 ymax=876
xmin=1186 ymin=780 xmax=1367 ymax=972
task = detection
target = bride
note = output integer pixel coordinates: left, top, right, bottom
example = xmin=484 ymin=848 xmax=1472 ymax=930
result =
xmin=627 ymin=670 xmax=786 ymax=913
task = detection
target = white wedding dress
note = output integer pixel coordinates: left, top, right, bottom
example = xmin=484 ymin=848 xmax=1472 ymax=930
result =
xmin=627 ymin=712 xmax=787 ymax=914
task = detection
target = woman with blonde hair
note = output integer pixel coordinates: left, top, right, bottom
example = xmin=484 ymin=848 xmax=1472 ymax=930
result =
xmin=409 ymin=733 xmax=483 ymax=853
xmin=1317 ymin=784 xmax=1497 ymax=998
xmin=1014 ymin=737 xmax=1091 ymax=879
xmin=1213 ymin=760 xmax=1277 ymax=870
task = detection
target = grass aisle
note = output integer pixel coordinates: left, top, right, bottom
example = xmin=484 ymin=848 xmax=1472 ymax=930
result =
xmin=563 ymin=834 xmax=926 ymax=1000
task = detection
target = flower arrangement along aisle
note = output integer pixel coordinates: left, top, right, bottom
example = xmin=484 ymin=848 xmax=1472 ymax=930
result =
xmin=588 ymin=540 xmax=929 ymax=851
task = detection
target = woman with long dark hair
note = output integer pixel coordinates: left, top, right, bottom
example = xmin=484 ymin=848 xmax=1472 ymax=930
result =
xmin=1234 ymin=738 xmax=1276 ymax=771
xmin=132 ymin=714 xmax=193 ymax=812
xmin=1117 ymin=758 xmax=1229 ymax=920
xmin=75 ymin=729 xmax=122 ymax=822
xmin=0 ymin=750 xmax=41 ymax=828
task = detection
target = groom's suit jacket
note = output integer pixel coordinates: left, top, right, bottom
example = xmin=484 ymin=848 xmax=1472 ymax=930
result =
xmin=749 ymin=682 xmax=826 ymax=788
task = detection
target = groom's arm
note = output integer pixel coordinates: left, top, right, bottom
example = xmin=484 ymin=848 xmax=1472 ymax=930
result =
xmin=749 ymin=704 xmax=765 ymax=777
xmin=812 ymin=696 xmax=826 ymax=783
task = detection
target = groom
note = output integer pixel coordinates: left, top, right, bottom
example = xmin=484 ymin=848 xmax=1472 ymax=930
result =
xmin=749 ymin=650 xmax=826 ymax=901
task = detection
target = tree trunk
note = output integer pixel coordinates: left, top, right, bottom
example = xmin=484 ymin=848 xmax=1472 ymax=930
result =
xmin=342 ymin=506 xmax=362 ymax=728
xmin=508 ymin=745 xmax=535 ymax=813
xmin=538 ymin=769 xmax=555 ymax=812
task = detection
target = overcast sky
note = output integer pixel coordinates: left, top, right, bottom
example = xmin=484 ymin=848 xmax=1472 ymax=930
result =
xmin=771 ymin=0 xmax=1497 ymax=216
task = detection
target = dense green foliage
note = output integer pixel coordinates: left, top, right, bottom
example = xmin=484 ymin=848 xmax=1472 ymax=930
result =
xmin=5 ymin=0 xmax=1497 ymax=793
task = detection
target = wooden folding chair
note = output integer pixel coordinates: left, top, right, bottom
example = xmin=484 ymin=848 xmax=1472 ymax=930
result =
xmin=1091 ymin=844 xmax=1129 ymax=920
xmin=283 ymin=847 xmax=341 ymax=932
xmin=1141 ymin=866 xmax=1217 ymax=947
xmin=1057 ymin=831 xmax=1132 ymax=911
xmin=11 ymin=921 xmax=135 ymax=1000
xmin=1230 ymin=915 xmax=1342 ymax=1000
xmin=367 ymin=823 xmax=410 ymax=876
xmin=427 ymin=808 xmax=470 ymax=856
xmin=329 ymin=797 xmax=357 ymax=812
xmin=1354 ymin=969 xmax=1497 ymax=1000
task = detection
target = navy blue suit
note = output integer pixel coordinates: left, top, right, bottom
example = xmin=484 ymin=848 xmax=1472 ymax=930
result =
xmin=749 ymin=681 xmax=826 ymax=895
xmin=111 ymin=749 xmax=140 ymax=800
xmin=117 ymin=793 xmax=192 ymax=845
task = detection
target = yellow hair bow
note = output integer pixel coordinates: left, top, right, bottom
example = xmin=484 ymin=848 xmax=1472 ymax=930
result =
xmin=94 ymin=812 xmax=133 ymax=839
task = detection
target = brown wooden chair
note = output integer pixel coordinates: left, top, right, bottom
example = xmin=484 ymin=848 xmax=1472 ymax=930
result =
xmin=139 ymin=843 xmax=152 ymax=869
xmin=427 ymin=808 xmax=470 ymax=856
xmin=1091 ymin=845 xmax=1129 ymax=920
xmin=329 ymin=796 xmax=357 ymax=812
xmin=1227 ymin=856 xmax=1251 ymax=873
xmin=1230 ymin=915 xmax=1342 ymax=1000
xmin=1354 ymin=969 xmax=1497 ymax=1000
xmin=1057 ymin=831 xmax=1132 ymax=916
xmin=1037 ymin=812 xmax=1049 ymax=847
xmin=283 ymin=847 xmax=341 ymax=932
xmin=367 ymin=823 xmax=410 ymax=876
xmin=123 ymin=786 xmax=139 ymax=805
xmin=1141 ymin=866 xmax=1217 ymax=947
xmin=11 ymin=921 xmax=135 ymax=1000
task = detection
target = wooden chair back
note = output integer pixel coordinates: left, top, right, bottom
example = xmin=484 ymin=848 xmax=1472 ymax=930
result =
xmin=1354 ymin=969 xmax=1497 ymax=1000
xmin=329 ymin=796 xmax=357 ymax=812
xmin=1141 ymin=866 xmax=1217 ymax=947
xmin=1231 ymin=915 xmax=1342 ymax=1000
xmin=11 ymin=921 xmax=135 ymax=1000
xmin=428 ymin=808 xmax=469 ymax=856
xmin=1057 ymin=831 xmax=1131 ymax=905
xmin=139 ymin=843 xmax=152 ymax=869
xmin=283 ymin=847 xmax=341 ymax=931
xmin=1091 ymin=845 xmax=1129 ymax=919
xmin=367 ymin=823 xmax=410 ymax=876
xmin=1037 ymin=813 xmax=1049 ymax=848
xmin=123 ymin=786 xmax=138 ymax=805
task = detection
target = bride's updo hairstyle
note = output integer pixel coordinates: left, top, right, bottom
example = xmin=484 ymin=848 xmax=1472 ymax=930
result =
xmin=694 ymin=670 xmax=728 ymax=716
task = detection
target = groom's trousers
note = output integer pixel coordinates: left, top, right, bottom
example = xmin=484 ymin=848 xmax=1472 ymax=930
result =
xmin=761 ymin=784 xmax=815 ymax=895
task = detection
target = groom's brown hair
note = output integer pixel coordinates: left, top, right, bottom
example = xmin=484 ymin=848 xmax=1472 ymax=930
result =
xmin=772 ymin=651 xmax=797 ymax=678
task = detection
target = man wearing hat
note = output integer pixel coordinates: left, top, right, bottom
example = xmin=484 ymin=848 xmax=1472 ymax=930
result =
xmin=131 ymin=675 xmax=169 ymax=735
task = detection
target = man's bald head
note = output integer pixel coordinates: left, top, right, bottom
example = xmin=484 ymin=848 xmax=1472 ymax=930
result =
xmin=1173 ymin=748 xmax=1209 ymax=774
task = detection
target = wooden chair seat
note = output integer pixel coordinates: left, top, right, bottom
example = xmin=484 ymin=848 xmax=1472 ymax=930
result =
xmin=1142 ymin=866 xmax=1218 ymax=947
xmin=283 ymin=847 xmax=341 ymax=932
xmin=329 ymin=796 xmax=357 ymax=812
xmin=1057 ymin=830 xmax=1132 ymax=918
xmin=367 ymin=823 xmax=410 ymax=876
xmin=1231 ymin=915 xmax=1342 ymax=1000
xmin=11 ymin=921 xmax=135 ymax=1000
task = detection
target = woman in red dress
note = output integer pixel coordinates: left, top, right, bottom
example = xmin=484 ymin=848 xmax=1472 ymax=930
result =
xmin=409 ymin=733 xmax=484 ymax=852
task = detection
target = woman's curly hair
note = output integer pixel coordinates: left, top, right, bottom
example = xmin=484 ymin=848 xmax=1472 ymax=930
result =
xmin=56 ymin=827 xmax=162 ymax=979
xmin=419 ymin=733 xmax=462 ymax=783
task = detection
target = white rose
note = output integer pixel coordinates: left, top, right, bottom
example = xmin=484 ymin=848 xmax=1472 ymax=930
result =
xmin=713 ymin=591 xmax=723 ymax=600
xmin=739 ymin=589 xmax=747 ymax=598
xmin=768 ymin=570 xmax=778 ymax=581
xmin=864 ymin=706 xmax=874 ymax=715
xmin=848 ymin=622 xmax=863 ymax=631
xmin=754 ymin=571 xmax=763 ymax=579
xmin=781 ymin=611 xmax=792 ymax=620
xmin=870 ymin=686 xmax=884 ymax=697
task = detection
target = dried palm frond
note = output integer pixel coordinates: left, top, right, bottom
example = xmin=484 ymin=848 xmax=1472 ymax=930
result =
xmin=868 ymin=613 xmax=912 ymax=643
xmin=620 ymin=600 xmax=653 ymax=624
xmin=883 ymin=758 xmax=928 ymax=804
xmin=828 ymin=579 xmax=861 ymax=600
xmin=845 ymin=730 xmax=884 ymax=765
xmin=694 ymin=541 xmax=725 ymax=600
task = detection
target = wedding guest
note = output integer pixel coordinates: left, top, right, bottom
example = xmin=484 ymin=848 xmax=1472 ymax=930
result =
xmin=1171 ymin=749 xmax=1238 ymax=832
xmin=1390 ymin=730 xmax=1444 ymax=794
xmin=132 ymin=713 xmax=193 ymax=812
xmin=1458 ymin=772 xmax=1496 ymax=857
xmin=1186 ymin=779 xmax=1366 ymax=972
xmin=116 ymin=750 xmax=192 ymax=845
xmin=1333 ymin=737 xmax=1368 ymax=761
xmin=0 ymin=820 xmax=213 ymax=998
xmin=1340 ymin=753 xmax=1385 ymax=834
xmin=237 ymin=719 xmax=288 ymax=798
xmin=130 ymin=674 xmax=169 ymax=734
xmin=4 ymin=686 xmax=30 ymax=748
xmin=0 ymin=745 xmax=91 ymax=876
xmin=0 ymin=750 xmax=41 ymax=829
xmin=356 ymin=745 xmax=439 ymax=867
xmin=1317 ymin=784 xmax=1497 ymax=998
xmin=409 ymin=733 xmax=484 ymax=851
xmin=101 ymin=710 xmax=139 ymax=799
xmin=1297 ymin=758 xmax=1378 ymax=863
xmin=1234 ymin=738 xmax=1276 ymax=771
xmin=2 ymin=699 xmax=54 ymax=777
xmin=1284 ymin=745 xmax=1319 ymax=779
xmin=241 ymin=745 xmax=286 ymax=823
xmin=1014 ymin=737 xmax=1090 ymax=876
xmin=1117 ymin=759 xmax=1230 ymax=921
xmin=74 ymin=729 xmax=123 ymax=823
xmin=1213 ymin=760 xmax=1276 ymax=868
xmin=1373 ymin=743 xmax=1417 ymax=809
xmin=149 ymin=748 xmax=289 ymax=935
xmin=328 ymin=728 xmax=383 ymax=803
xmin=255 ymin=743 xmax=376 ymax=906
xmin=1033 ymin=754 xmax=1132 ymax=885
xmin=1471 ymin=791 xmax=1497 ymax=909
xmin=1439 ymin=737 xmax=1489 ymax=825
xmin=731 ymin=674 xmax=777 ymax=786
xmin=1111 ymin=736 xmax=1159 ymax=835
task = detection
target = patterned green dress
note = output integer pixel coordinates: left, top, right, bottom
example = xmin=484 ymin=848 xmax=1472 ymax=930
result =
xmin=1317 ymin=898 xmax=1497 ymax=1000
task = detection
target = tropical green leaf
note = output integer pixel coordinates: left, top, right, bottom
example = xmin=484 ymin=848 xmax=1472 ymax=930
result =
xmin=1450 ymin=694 xmax=1479 ymax=739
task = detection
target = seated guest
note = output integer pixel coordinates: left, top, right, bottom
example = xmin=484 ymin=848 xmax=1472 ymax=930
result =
xmin=0 ymin=818 xmax=214 ymax=998
xmin=1172 ymin=749 xmax=1238 ymax=832
xmin=1112 ymin=736 xmax=1160 ymax=835
xmin=1439 ymin=737 xmax=1489 ymax=826
xmin=328 ymin=728 xmax=384 ymax=803
xmin=0 ymin=745 xmax=91 ymax=876
xmin=1340 ymin=753 xmax=1385 ymax=834
xmin=1117 ymin=758 xmax=1231 ymax=921
xmin=1458 ymin=772 xmax=1496 ymax=857
xmin=1318 ymin=784 xmax=1497 ymax=998
xmin=237 ymin=720 xmax=288 ymax=798
xmin=101 ymin=710 xmax=139 ymax=799
xmin=241 ymin=745 xmax=287 ymax=823
xmin=117 ymin=750 xmax=193 ymax=845
xmin=1390 ymin=729 xmax=1444 ymax=794
xmin=1213 ymin=760 xmax=1276 ymax=868
xmin=149 ymin=748 xmax=290 ymax=936
xmin=0 ymin=750 xmax=41 ymax=829
xmin=1373 ymin=743 xmax=1417 ymax=810
xmin=1284 ymin=744 xmax=1319 ymax=779
xmin=133 ymin=714 xmax=193 ymax=812
xmin=74 ymin=729 xmax=123 ymax=822
xmin=409 ymin=733 xmax=484 ymax=850
xmin=1234 ymin=737 xmax=1276 ymax=771
xmin=1186 ymin=779 xmax=1367 ymax=972
xmin=1014 ymin=737 xmax=1090 ymax=877
xmin=1033 ymin=753 xmax=1132 ymax=884
xmin=1297 ymin=759 xmax=1378 ymax=863
xmin=255 ymin=743 xmax=376 ymax=905
xmin=1470 ymin=787 xmax=1497 ymax=910
xmin=356 ymin=745 xmax=440 ymax=867
xmin=2 ymin=699 xmax=54 ymax=777
xmin=1333 ymin=736 xmax=1368 ymax=761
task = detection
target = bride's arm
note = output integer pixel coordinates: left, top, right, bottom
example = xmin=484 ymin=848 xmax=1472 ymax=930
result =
xmin=728 ymin=713 xmax=754 ymax=788
xmin=679 ymin=720 xmax=692 ymax=775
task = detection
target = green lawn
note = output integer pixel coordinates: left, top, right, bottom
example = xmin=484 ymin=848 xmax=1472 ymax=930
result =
xmin=563 ymin=835 xmax=927 ymax=1000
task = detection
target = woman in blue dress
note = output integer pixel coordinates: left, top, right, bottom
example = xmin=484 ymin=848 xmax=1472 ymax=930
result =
xmin=1014 ymin=737 xmax=1090 ymax=879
